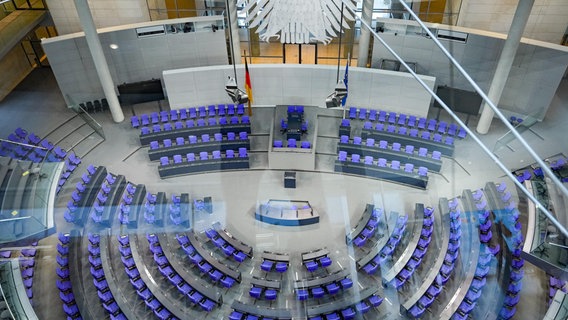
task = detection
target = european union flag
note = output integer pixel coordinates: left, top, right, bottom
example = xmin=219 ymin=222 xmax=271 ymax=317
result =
xmin=342 ymin=61 xmax=349 ymax=106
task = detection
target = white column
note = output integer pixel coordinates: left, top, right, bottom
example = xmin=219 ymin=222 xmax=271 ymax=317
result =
xmin=73 ymin=0 xmax=124 ymax=123
xmin=227 ymin=0 xmax=242 ymax=63
xmin=476 ymin=0 xmax=534 ymax=134
xmin=357 ymin=0 xmax=374 ymax=67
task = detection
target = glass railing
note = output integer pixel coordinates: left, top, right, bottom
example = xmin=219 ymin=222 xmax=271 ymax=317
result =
xmin=0 ymin=260 xmax=37 ymax=320
xmin=0 ymin=139 xmax=63 ymax=245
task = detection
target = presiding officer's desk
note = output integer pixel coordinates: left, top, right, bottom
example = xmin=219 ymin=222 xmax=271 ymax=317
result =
xmin=158 ymin=157 xmax=249 ymax=178
xmin=148 ymin=139 xmax=250 ymax=161
xmin=346 ymin=204 xmax=377 ymax=244
xmin=285 ymin=111 xmax=303 ymax=140
xmin=185 ymin=230 xmax=241 ymax=281
xmin=338 ymin=142 xmax=442 ymax=172
xmin=231 ymin=300 xmax=292 ymax=319
xmin=361 ymin=128 xmax=454 ymax=157
xmin=335 ymin=160 xmax=428 ymax=189
xmin=159 ymin=233 xmax=223 ymax=304
xmin=140 ymin=123 xmax=251 ymax=146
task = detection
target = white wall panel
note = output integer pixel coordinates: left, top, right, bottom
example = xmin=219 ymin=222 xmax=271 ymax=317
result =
xmin=371 ymin=21 xmax=568 ymax=120
xmin=163 ymin=65 xmax=435 ymax=117
xmin=42 ymin=17 xmax=228 ymax=105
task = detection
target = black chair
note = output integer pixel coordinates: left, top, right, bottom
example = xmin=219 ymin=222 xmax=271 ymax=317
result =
xmin=86 ymin=101 xmax=95 ymax=113
xmin=94 ymin=100 xmax=102 ymax=112
xmin=101 ymin=98 xmax=109 ymax=110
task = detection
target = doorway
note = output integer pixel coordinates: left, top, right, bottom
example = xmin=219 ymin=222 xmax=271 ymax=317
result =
xmin=283 ymin=43 xmax=318 ymax=64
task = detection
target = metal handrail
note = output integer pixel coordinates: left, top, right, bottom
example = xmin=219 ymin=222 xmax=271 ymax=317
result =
xmin=357 ymin=1 xmax=568 ymax=238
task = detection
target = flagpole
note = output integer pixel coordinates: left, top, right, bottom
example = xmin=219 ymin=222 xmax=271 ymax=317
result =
xmin=342 ymin=53 xmax=350 ymax=120
xmin=244 ymin=50 xmax=253 ymax=116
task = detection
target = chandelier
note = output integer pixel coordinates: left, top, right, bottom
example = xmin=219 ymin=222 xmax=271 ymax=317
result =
xmin=237 ymin=0 xmax=359 ymax=44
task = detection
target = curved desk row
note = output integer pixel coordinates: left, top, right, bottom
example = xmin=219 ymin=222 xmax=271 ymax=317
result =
xmin=130 ymin=233 xmax=188 ymax=319
xmin=158 ymin=157 xmax=250 ymax=178
xmin=346 ymin=204 xmax=379 ymax=244
xmin=185 ymin=230 xmax=241 ymax=281
xmin=438 ymin=189 xmax=482 ymax=319
xmin=212 ymin=222 xmax=253 ymax=257
xmin=148 ymin=139 xmax=250 ymax=161
xmin=231 ymin=300 xmax=292 ymax=319
xmin=73 ymin=166 xmax=107 ymax=227
xmin=361 ymin=128 xmax=454 ymax=157
xmin=68 ymin=230 xmax=95 ymax=320
xmin=140 ymin=123 xmax=251 ymax=145
xmin=357 ymin=211 xmax=402 ymax=269
xmin=382 ymin=203 xmax=425 ymax=284
xmin=124 ymin=184 xmax=146 ymax=229
xmin=0 ymin=259 xmax=39 ymax=320
xmin=338 ymin=142 xmax=442 ymax=172
xmin=401 ymin=198 xmax=451 ymax=313
xmin=158 ymin=233 xmax=223 ymax=304
xmin=334 ymin=160 xmax=428 ymax=189
xmin=98 ymin=175 xmax=126 ymax=227
xmin=99 ymin=232 xmax=136 ymax=319
xmin=294 ymin=269 xmax=351 ymax=290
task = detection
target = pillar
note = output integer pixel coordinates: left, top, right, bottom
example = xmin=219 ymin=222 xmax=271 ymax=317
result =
xmin=74 ymin=0 xmax=124 ymax=123
xmin=357 ymin=0 xmax=374 ymax=67
xmin=227 ymin=0 xmax=242 ymax=63
xmin=476 ymin=0 xmax=534 ymax=134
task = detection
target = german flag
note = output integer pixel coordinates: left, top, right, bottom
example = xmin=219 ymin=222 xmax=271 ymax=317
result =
xmin=245 ymin=57 xmax=253 ymax=105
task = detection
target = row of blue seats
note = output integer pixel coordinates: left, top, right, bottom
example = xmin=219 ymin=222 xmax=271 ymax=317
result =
xmin=362 ymin=214 xmax=408 ymax=274
xmin=205 ymin=228 xmax=249 ymax=263
xmin=407 ymin=201 xmax=462 ymax=318
xmin=159 ymin=148 xmax=248 ymax=166
xmin=147 ymin=234 xmax=217 ymax=312
xmin=0 ymin=127 xmax=67 ymax=162
xmin=131 ymin=104 xmax=247 ymax=128
xmin=273 ymin=139 xmax=310 ymax=149
xmin=249 ymin=284 xmax=279 ymax=301
xmin=352 ymin=208 xmax=382 ymax=247
xmin=55 ymin=233 xmax=83 ymax=319
xmin=88 ymin=234 xmax=128 ymax=320
xmin=117 ymin=183 xmax=138 ymax=225
xmin=150 ymin=131 xmax=248 ymax=150
xmin=57 ymin=154 xmax=83 ymax=194
xmin=90 ymin=173 xmax=121 ymax=224
xmin=175 ymin=234 xmax=238 ymax=287
xmin=17 ymin=246 xmax=36 ymax=302
xmin=338 ymin=151 xmax=429 ymax=177
xmin=473 ymin=191 xmax=501 ymax=255
xmin=117 ymin=235 xmax=174 ymax=320
xmin=140 ymin=116 xmax=250 ymax=135
xmin=63 ymin=165 xmax=101 ymax=223
xmin=354 ymin=120 xmax=457 ymax=145
xmin=296 ymin=277 xmax=353 ymax=301
xmin=451 ymin=245 xmax=494 ymax=320
xmin=345 ymin=108 xmax=467 ymax=138
xmin=307 ymin=294 xmax=384 ymax=320
xmin=341 ymin=135 xmax=443 ymax=160
xmin=516 ymin=157 xmax=568 ymax=183
xmin=392 ymin=207 xmax=435 ymax=290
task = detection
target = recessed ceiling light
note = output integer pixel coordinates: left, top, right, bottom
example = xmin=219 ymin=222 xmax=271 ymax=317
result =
xmin=109 ymin=44 xmax=119 ymax=49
